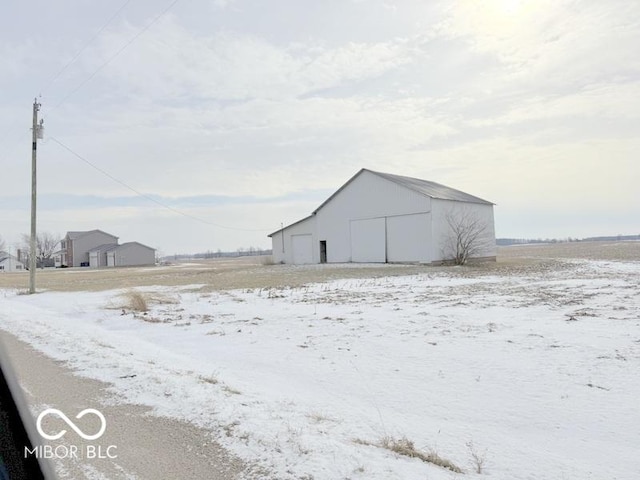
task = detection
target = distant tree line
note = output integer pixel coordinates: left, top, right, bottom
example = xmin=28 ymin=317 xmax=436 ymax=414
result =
xmin=497 ymin=234 xmax=640 ymax=246
xmin=165 ymin=247 xmax=272 ymax=261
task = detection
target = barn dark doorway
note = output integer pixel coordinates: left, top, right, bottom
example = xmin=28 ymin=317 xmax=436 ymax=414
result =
xmin=319 ymin=241 xmax=327 ymax=263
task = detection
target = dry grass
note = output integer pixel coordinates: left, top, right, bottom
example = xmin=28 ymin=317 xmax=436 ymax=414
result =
xmin=0 ymin=241 xmax=636 ymax=294
xmin=122 ymin=290 xmax=149 ymax=312
xmin=354 ymin=436 xmax=463 ymax=473
xmin=197 ymin=374 xmax=219 ymax=385
xmin=261 ymin=256 xmax=275 ymax=265
xmin=466 ymin=440 xmax=488 ymax=474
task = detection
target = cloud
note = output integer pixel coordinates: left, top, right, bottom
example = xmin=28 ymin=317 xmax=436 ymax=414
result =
xmin=83 ymin=16 xmax=415 ymax=101
xmin=442 ymin=0 xmax=640 ymax=90
xmin=469 ymin=81 xmax=640 ymax=126
xmin=41 ymin=92 xmax=458 ymax=200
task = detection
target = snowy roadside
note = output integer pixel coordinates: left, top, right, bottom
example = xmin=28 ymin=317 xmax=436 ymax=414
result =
xmin=1 ymin=259 xmax=639 ymax=479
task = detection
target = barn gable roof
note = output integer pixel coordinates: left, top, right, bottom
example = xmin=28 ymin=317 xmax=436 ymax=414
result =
xmin=313 ymin=168 xmax=493 ymax=214
xmin=268 ymin=168 xmax=493 ymax=238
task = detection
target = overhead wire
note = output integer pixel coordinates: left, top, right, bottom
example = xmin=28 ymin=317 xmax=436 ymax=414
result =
xmin=6 ymin=0 xmax=274 ymax=235
xmin=48 ymin=136 xmax=275 ymax=233
xmin=50 ymin=0 xmax=182 ymax=114
xmin=0 ymin=0 xmax=138 ymax=161
xmin=40 ymin=0 xmax=135 ymax=97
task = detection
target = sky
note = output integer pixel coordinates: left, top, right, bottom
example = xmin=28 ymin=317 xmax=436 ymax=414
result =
xmin=1 ymin=0 xmax=638 ymax=255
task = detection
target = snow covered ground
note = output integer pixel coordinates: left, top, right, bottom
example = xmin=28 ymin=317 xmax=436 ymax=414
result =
xmin=1 ymin=258 xmax=639 ymax=479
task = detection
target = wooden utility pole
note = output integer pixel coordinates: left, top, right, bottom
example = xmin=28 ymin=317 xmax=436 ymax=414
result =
xmin=29 ymin=99 xmax=42 ymax=294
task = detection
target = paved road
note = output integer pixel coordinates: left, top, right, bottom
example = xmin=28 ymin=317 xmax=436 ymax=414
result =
xmin=0 ymin=330 xmax=260 ymax=480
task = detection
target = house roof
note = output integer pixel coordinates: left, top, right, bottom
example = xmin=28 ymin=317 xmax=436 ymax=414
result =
xmin=66 ymin=229 xmax=119 ymax=241
xmin=88 ymin=243 xmax=119 ymax=253
xmin=313 ymin=168 xmax=493 ymax=213
xmin=113 ymin=242 xmax=156 ymax=251
xmin=0 ymin=252 xmax=23 ymax=264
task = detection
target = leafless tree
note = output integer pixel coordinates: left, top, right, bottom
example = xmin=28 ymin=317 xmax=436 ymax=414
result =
xmin=20 ymin=232 xmax=60 ymax=267
xmin=442 ymin=209 xmax=490 ymax=265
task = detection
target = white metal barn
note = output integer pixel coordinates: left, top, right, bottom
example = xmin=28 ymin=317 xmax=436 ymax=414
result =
xmin=269 ymin=169 xmax=496 ymax=265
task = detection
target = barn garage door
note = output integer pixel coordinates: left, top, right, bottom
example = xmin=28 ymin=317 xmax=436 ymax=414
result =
xmin=291 ymin=234 xmax=313 ymax=264
xmin=386 ymin=213 xmax=430 ymax=263
xmin=350 ymin=217 xmax=386 ymax=263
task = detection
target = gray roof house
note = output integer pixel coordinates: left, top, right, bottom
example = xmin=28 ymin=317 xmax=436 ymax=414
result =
xmin=57 ymin=230 xmax=155 ymax=268
xmin=58 ymin=230 xmax=119 ymax=267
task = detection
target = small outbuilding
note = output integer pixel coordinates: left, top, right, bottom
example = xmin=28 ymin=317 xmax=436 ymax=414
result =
xmin=105 ymin=242 xmax=156 ymax=267
xmin=269 ymin=168 xmax=496 ymax=265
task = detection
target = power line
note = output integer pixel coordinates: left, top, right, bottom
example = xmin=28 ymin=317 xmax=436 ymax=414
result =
xmin=0 ymin=0 xmax=177 ymax=163
xmin=41 ymin=0 xmax=135 ymax=96
xmin=48 ymin=136 xmax=274 ymax=233
xmin=51 ymin=0 xmax=182 ymax=113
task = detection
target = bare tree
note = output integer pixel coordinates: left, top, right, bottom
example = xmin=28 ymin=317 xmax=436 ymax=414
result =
xmin=20 ymin=232 xmax=60 ymax=268
xmin=442 ymin=209 xmax=490 ymax=265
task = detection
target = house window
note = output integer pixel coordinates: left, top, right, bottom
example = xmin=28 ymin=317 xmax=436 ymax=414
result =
xmin=61 ymin=240 xmax=66 ymax=249
xmin=16 ymin=265 xmax=22 ymax=270
xmin=0 ymin=266 xmax=4 ymax=270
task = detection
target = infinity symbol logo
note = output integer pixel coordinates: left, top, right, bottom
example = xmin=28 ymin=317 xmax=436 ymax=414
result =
xmin=36 ymin=408 xmax=107 ymax=441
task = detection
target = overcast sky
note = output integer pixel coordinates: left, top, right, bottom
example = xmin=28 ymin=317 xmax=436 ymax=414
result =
xmin=1 ymin=0 xmax=638 ymax=255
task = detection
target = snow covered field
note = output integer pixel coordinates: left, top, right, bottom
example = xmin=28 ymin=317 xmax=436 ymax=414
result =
xmin=1 ymin=253 xmax=639 ymax=479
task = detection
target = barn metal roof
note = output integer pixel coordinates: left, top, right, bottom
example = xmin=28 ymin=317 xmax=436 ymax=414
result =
xmin=312 ymin=168 xmax=493 ymax=214
xmin=367 ymin=170 xmax=494 ymax=205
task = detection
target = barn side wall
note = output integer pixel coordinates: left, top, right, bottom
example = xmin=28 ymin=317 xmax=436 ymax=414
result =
xmin=315 ymin=171 xmax=432 ymax=263
xmin=430 ymin=199 xmax=496 ymax=263
xmin=270 ymin=216 xmax=318 ymax=264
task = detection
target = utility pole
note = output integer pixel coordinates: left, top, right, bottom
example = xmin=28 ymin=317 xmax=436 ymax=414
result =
xmin=29 ymin=99 xmax=43 ymax=294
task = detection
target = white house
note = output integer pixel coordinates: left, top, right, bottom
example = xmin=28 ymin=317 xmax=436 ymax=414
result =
xmin=0 ymin=252 xmax=26 ymax=273
xmin=269 ymin=168 xmax=496 ymax=265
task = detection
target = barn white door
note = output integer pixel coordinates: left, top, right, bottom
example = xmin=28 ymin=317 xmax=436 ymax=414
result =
xmin=291 ymin=234 xmax=313 ymax=264
xmin=386 ymin=213 xmax=430 ymax=263
xmin=350 ymin=217 xmax=386 ymax=263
